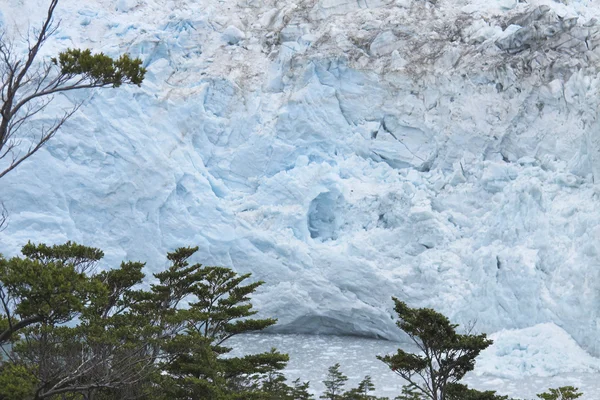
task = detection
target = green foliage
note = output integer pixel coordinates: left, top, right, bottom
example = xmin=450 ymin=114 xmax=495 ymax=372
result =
xmin=446 ymin=383 xmax=511 ymax=400
xmin=258 ymin=370 xmax=294 ymax=398
xmin=321 ymin=363 xmax=348 ymax=400
xmin=52 ymin=49 xmax=146 ymax=87
xmin=0 ymin=0 xmax=147 ymax=181
xmin=20 ymin=241 xmax=104 ymax=264
xmin=377 ymin=298 xmax=493 ymax=400
xmin=248 ymin=370 xmax=315 ymax=400
xmin=147 ymin=246 xmax=287 ymax=399
xmin=0 ymin=363 xmax=37 ymax=400
xmin=536 ymin=387 xmax=583 ymax=400
xmin=357 ymin=376 xmax=376 ymax=395
xmin=0 ymin=242 xmax=294 ymax=400
xmin=0 ymin=242 xmax=152 ymax=399
xmin=290 ymin=378 xmax=315 ymax=400
xmin=395 ymin=385 xmax=425 ymax=400
xmin=0 ymin=241 xmax=102 ymax=343
xmin=343 ymin=376 xmax=379 ymax=400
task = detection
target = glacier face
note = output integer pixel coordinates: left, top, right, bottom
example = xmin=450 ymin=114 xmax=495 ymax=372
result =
xmin=2 ymin=0 xmax=600 ymax=357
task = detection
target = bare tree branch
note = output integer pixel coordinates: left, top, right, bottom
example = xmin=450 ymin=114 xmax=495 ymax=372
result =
xmin=0 ymin=103 xmax=80 ymax=179
xmin=0 ymin=314 xmax=44 ymax=344
xmin=0 ymin=0 xmax=145 ymax=180
xmin=0 ymin=200 xmax=6 ymax=230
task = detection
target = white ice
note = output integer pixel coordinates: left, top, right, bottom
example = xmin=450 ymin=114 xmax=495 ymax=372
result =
xmin=2 ymin=0 xmax=600 ymax=385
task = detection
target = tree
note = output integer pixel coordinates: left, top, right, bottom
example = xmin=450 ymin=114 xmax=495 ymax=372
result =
xmin=537 ymin=387 xmax=583 ymax=400
xmin=343 ymin=376 xmax=378 ymax=400
xmin=254 ymin=370 xmax=315 ymax=400
xmin=321 ymin=363 xmax=348 ymax=400
xmin=0 ymin=241 xmax=155 ymax=400
xmin=259 ymin=370 xmax=294 ymax=399
xmin=377 ymin=298 xmax=492 ymax=400
xmin=357 ymin=376 xmax=376 ymax=397
xmin=145 ymin=246 xmax=289 ymax=399
xmin=0 ymin=241 xmax=103 ymax=344
xmin=0 ymin=363 xmax=37 ymax=400
xmin=0 ymin=0 xmax=146 ymax=180
xmin=290 ymin=378 xmax=315 ymax=400
xmin=396 ymin=385 xmax=425 ymax=400
xmin=445 ymin=384 xmax=511 ymax=400
xmin=1 ymin=243 xmax=292 ymax=400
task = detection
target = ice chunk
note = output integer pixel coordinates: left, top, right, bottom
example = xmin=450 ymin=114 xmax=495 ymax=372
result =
xmin=476 ymin=324 xmax=600 ymax=378
xmin=222 ymin=25 xmax=245 ymax=45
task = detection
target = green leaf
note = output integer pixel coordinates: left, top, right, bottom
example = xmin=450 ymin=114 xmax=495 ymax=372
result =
xmin=56 ymin=48 xmax=146 ymax=87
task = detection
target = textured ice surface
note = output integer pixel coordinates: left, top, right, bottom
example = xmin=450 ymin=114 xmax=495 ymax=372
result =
xmin=2 ymin=0 xmax=600 ymax=376
xmin=475 ymin=323 xmax=600 ymax=378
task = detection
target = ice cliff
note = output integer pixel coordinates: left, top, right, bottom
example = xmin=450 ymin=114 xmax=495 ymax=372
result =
xmin=2 ymin=0 xmax=600 ymax=359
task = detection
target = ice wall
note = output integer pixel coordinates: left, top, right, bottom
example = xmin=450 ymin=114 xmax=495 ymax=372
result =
xmin=2 ymin=0 xmax=600 ymax=355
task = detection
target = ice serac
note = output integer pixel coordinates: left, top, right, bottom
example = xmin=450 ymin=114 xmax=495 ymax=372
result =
xmin=2 ymin=0 xmax=600 ymax=358
xmin=475 ymin=323 xmax=600 ymax=378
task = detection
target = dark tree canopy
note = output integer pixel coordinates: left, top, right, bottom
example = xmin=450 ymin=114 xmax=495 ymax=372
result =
xmin=0 ymin=243 xmax=292 ymax=400
xmin=377 ymin=298 xmax=493 ymax=400
xmin=53 ymin=49 xmax=145 ymax=87
xmin=149 ymin=246 xmax=290 ymax=399
xmin=537 ymin=387 xmax=583 ymax=400
xmin=0 ymin=242 xmax=151 ymax=400
xmin=446 ymin=383 xmax=512 ymax=400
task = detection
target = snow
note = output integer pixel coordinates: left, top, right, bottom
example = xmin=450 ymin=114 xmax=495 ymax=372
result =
xmin=2 ymin=0 xmax=600 ymax=387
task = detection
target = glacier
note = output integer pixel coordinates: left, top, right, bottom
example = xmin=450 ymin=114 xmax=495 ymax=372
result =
xmin=2 ymin=0 xmax=600 ymax=390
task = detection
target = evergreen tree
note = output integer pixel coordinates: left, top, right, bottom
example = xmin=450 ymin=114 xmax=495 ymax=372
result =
xmin=537 ymin=387 xmax=583 ymax=400
xmin=259 ymin=370 xmax=293 ymax=398
xmin=357 ymin=376 xmax=376 ymax=396
xmin=0 ymin=242 xmax=154 ymax=400
xmin=396 ymin=385 xmax=425 ymax=400
xmin=250 ymin=370 xmax=315 ymax=400
xmin=377 ymin=298 xmax=492 ymax=400
xmin=290 ymin=378 xmax=314 ymax=400
xmin=0 ymin=241 xmax=102 ymax=344
xmin=445 ymin=384 xmax=511 ymax=400
xmin=147 ymin=246 xmax=289 ymax=399
xmin=343 ymin=376 xmax=377 ymax=400
xmin=0 ymin=243 xmax=294 ymax=400
xmin=321 ymin=363 xmax=348 ymax=400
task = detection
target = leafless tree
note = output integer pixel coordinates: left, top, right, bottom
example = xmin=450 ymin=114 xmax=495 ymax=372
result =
xmin=15 ymin=327 xmax=155 ymax=400
xmin=1 ymin=0 xmax=146 ymax=179
xmin=1 ymin=0 xmax=70 ymax=179
xmin=0 ymin=0 xmax=145 ymax=228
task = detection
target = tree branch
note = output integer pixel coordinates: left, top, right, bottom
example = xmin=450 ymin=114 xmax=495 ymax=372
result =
xmin=0 ymin=103 xmax=80 ymax=179
xmin=0 ymin=200 xmax=7 ymax=230
xmin=0 ymin=314 xmax=44 ymax=343
xmin=0 ymin=0 xmax=144 ymax=180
